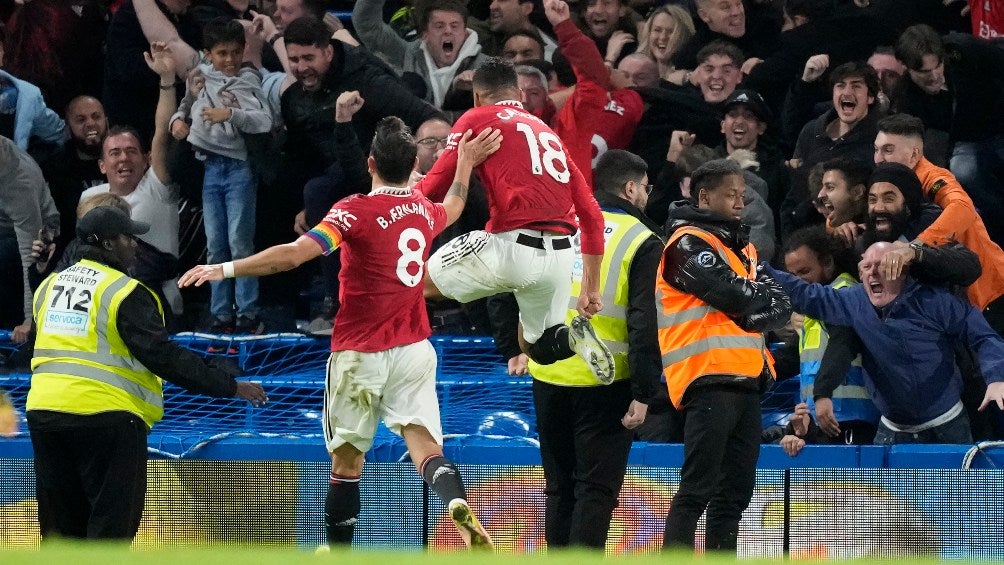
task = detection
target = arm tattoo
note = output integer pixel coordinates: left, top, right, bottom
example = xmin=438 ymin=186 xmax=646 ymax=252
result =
xmin=446 ymin=180 xmax=469 ymax=202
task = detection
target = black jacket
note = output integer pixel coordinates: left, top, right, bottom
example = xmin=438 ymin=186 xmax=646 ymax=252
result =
xmin=662 ymin=203 xmax=791 ymax=394
xmin=781 ymin=108 xmax=881 ymax=237
xmin=743 ymin=12 xmax=893 ymax=115
xmin=893 ymin=32 xmax=1004 ymax=144
xmin=670 ymin=1 xmax=782 ymax=71
xmin=280 ymin=40 xmax=443 ymax=183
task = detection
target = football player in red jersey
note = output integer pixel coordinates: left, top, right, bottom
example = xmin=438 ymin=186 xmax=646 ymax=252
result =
xmin=179 ymin=91 xmax=502 ymax=549
xmin=414 ymin=57 xmax=617 ymax=384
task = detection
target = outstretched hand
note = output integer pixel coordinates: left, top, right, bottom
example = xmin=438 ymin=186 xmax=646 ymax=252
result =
xmin=144 ymin=41 xmax=176 ymax=78
xmin=979 ymin=382 xmax=1004 ymax=412
xmin=178 ymin=264 xmax=224 ymax=287
xmin=235 ymin=381 xmax=268 ymax=407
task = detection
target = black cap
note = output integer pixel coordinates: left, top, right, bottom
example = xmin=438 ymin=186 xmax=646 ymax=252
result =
xmin=76 ymin=206 xmax=150 ymax=244
xmin=722 ymin=89 xmax=772 ymax=123
xmin=868 ymin=162 xmax=923 ymax=216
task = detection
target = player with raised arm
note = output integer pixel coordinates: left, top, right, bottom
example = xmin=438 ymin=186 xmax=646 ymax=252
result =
xmin=179 ymin=91 xmax=502 ymax=549
xmin=414 ymin=57 xmax=616 ymax=383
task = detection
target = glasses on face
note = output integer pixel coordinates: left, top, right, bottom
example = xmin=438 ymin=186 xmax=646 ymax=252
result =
xmin=417 ymin=136 xmax=449 ymax=148
xmin=641 ymin=183 xmax=655 ymax=195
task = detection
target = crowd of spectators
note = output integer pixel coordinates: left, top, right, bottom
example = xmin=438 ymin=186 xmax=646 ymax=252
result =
xmin=1 ymin=0 xmax=1003 ymax=445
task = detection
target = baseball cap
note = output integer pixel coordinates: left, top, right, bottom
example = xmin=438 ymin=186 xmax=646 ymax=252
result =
xmin=722 ymin=89 xmax=772 ymax=123
xmin=76 ymin=206 xmax=150 ymax=244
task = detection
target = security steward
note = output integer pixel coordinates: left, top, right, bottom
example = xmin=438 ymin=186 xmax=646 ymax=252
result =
xmin=524 ymin=150 xmax=663 ymax=549
xmin=657 ymin=159 xmax=791 ymax=553
xmin=26 ymin=206 xmax=268 ymax=541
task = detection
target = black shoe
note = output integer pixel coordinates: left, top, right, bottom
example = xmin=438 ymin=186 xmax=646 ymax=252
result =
xmin=209 ymin=317 xmax=234 ymax=335
xmin=235 ymin=316 xmax=265 ymax=335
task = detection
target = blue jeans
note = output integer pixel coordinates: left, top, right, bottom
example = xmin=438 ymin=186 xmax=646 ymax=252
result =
xmin=950 ymin=135 xmax=1004 ymax=243
xmin=873 ymin=411 xmax=973 ymax=445
xmin=202 ymin=154 xmax=258 ymax=320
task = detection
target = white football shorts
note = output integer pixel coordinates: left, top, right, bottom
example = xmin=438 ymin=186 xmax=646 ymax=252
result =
xmin=426 ymin=228 xmax=574 ymax=343
xmin=323 ymin=339 xmax=442 ymax=453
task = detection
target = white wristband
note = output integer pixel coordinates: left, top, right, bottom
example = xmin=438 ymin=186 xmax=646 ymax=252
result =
xmin=221 ymin=261 xmax=235 ymax=278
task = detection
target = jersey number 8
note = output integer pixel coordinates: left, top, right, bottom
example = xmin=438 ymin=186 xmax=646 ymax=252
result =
xmin=396 ymin=227 xmax=427 ymax=287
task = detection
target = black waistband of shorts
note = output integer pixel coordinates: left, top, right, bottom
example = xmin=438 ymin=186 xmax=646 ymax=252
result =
xmin=515 ymin=232 xmax=571 ymax=250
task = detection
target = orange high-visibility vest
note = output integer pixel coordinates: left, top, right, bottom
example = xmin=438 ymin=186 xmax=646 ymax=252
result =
xmin=656 ymin=226 xmax=774 ymax=408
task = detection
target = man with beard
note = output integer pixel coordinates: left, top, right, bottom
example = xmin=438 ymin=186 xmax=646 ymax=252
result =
xmin=40 ymin=96 xmax=110 ymax=257
xmin=765 ymin=240 xmax=1004 ymax=444
xmin=281 ymin=16 xmax=442 ymax=230
xmin=807 ymin=161 xmax=983 ymax=438
xmin=352 ymin=0 xmax=487 ymax=112
xmin=873 ymin=113 xmax=1004 ymax=336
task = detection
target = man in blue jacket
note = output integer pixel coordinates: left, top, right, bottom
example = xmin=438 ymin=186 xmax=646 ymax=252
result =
xmin=766 ymin=241 xmax=1004 ymax=444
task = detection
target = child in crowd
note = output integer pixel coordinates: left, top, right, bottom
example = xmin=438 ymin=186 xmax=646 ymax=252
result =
xmin=170 ymin=17 xmax=272 ymax=333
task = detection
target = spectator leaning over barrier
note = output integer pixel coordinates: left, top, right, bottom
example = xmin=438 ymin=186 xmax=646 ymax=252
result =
xmin=352 ymin=0 xmax=487 ymax=111
xmin=28 ymin=204 xmax=266 ymax=542
xmin=518 ymin=149 xmax=662 ymax=550
xmin=178 ymin=103 xmax=501 ymax=549
xmin=765 ymin=238 xmax=1004 ymax=445
xmin=658 ymin=159 xmax=791 ymax=554
xmin=872 ymin=114 xmax=1004 ymax=337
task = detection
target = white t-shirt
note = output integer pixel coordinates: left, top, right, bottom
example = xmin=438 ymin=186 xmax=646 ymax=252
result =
xmin=80 ymin=168 xmax=180 ymax=258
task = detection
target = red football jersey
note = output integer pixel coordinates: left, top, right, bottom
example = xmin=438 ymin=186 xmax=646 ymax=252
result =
xmin=305 ymin=187 xmax=447 ymax=352
xmin=549 ymin=19 xmax=644 ymax=186
xmin=554 ymin=80 xmax=644 ymax=186
xmin=414 ymin=101 xmax=606 ymax=256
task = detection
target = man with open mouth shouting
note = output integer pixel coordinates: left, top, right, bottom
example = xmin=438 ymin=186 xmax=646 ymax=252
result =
xmin=765 ymin=238 xmax=1004 ymax=445
xmin=353 ymin=0 xmax=488 ymax=112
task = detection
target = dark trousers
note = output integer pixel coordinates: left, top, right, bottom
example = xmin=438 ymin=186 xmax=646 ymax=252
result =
xmin=28 ymin=412 xmax=149 ymax=540
xmin=664 ymin=386 xmax=761 ymax=553
xmin=533 ymin=378 xmax=634 ymax=549
xmin=304 ymin=166 xmax=349 ymax=302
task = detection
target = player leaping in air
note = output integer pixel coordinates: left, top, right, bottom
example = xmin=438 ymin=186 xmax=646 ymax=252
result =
xmin=414 ymin=57 xmax=616 ymax=383
xmin=179 ymin=91 xmax=502 ymax=549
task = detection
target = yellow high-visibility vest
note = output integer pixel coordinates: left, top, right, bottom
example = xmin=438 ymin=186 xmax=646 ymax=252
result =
xmin=28 ymin=258 xmax=165 ymax=428
xmin=530 ymin=210 xmax=655 ymax=386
